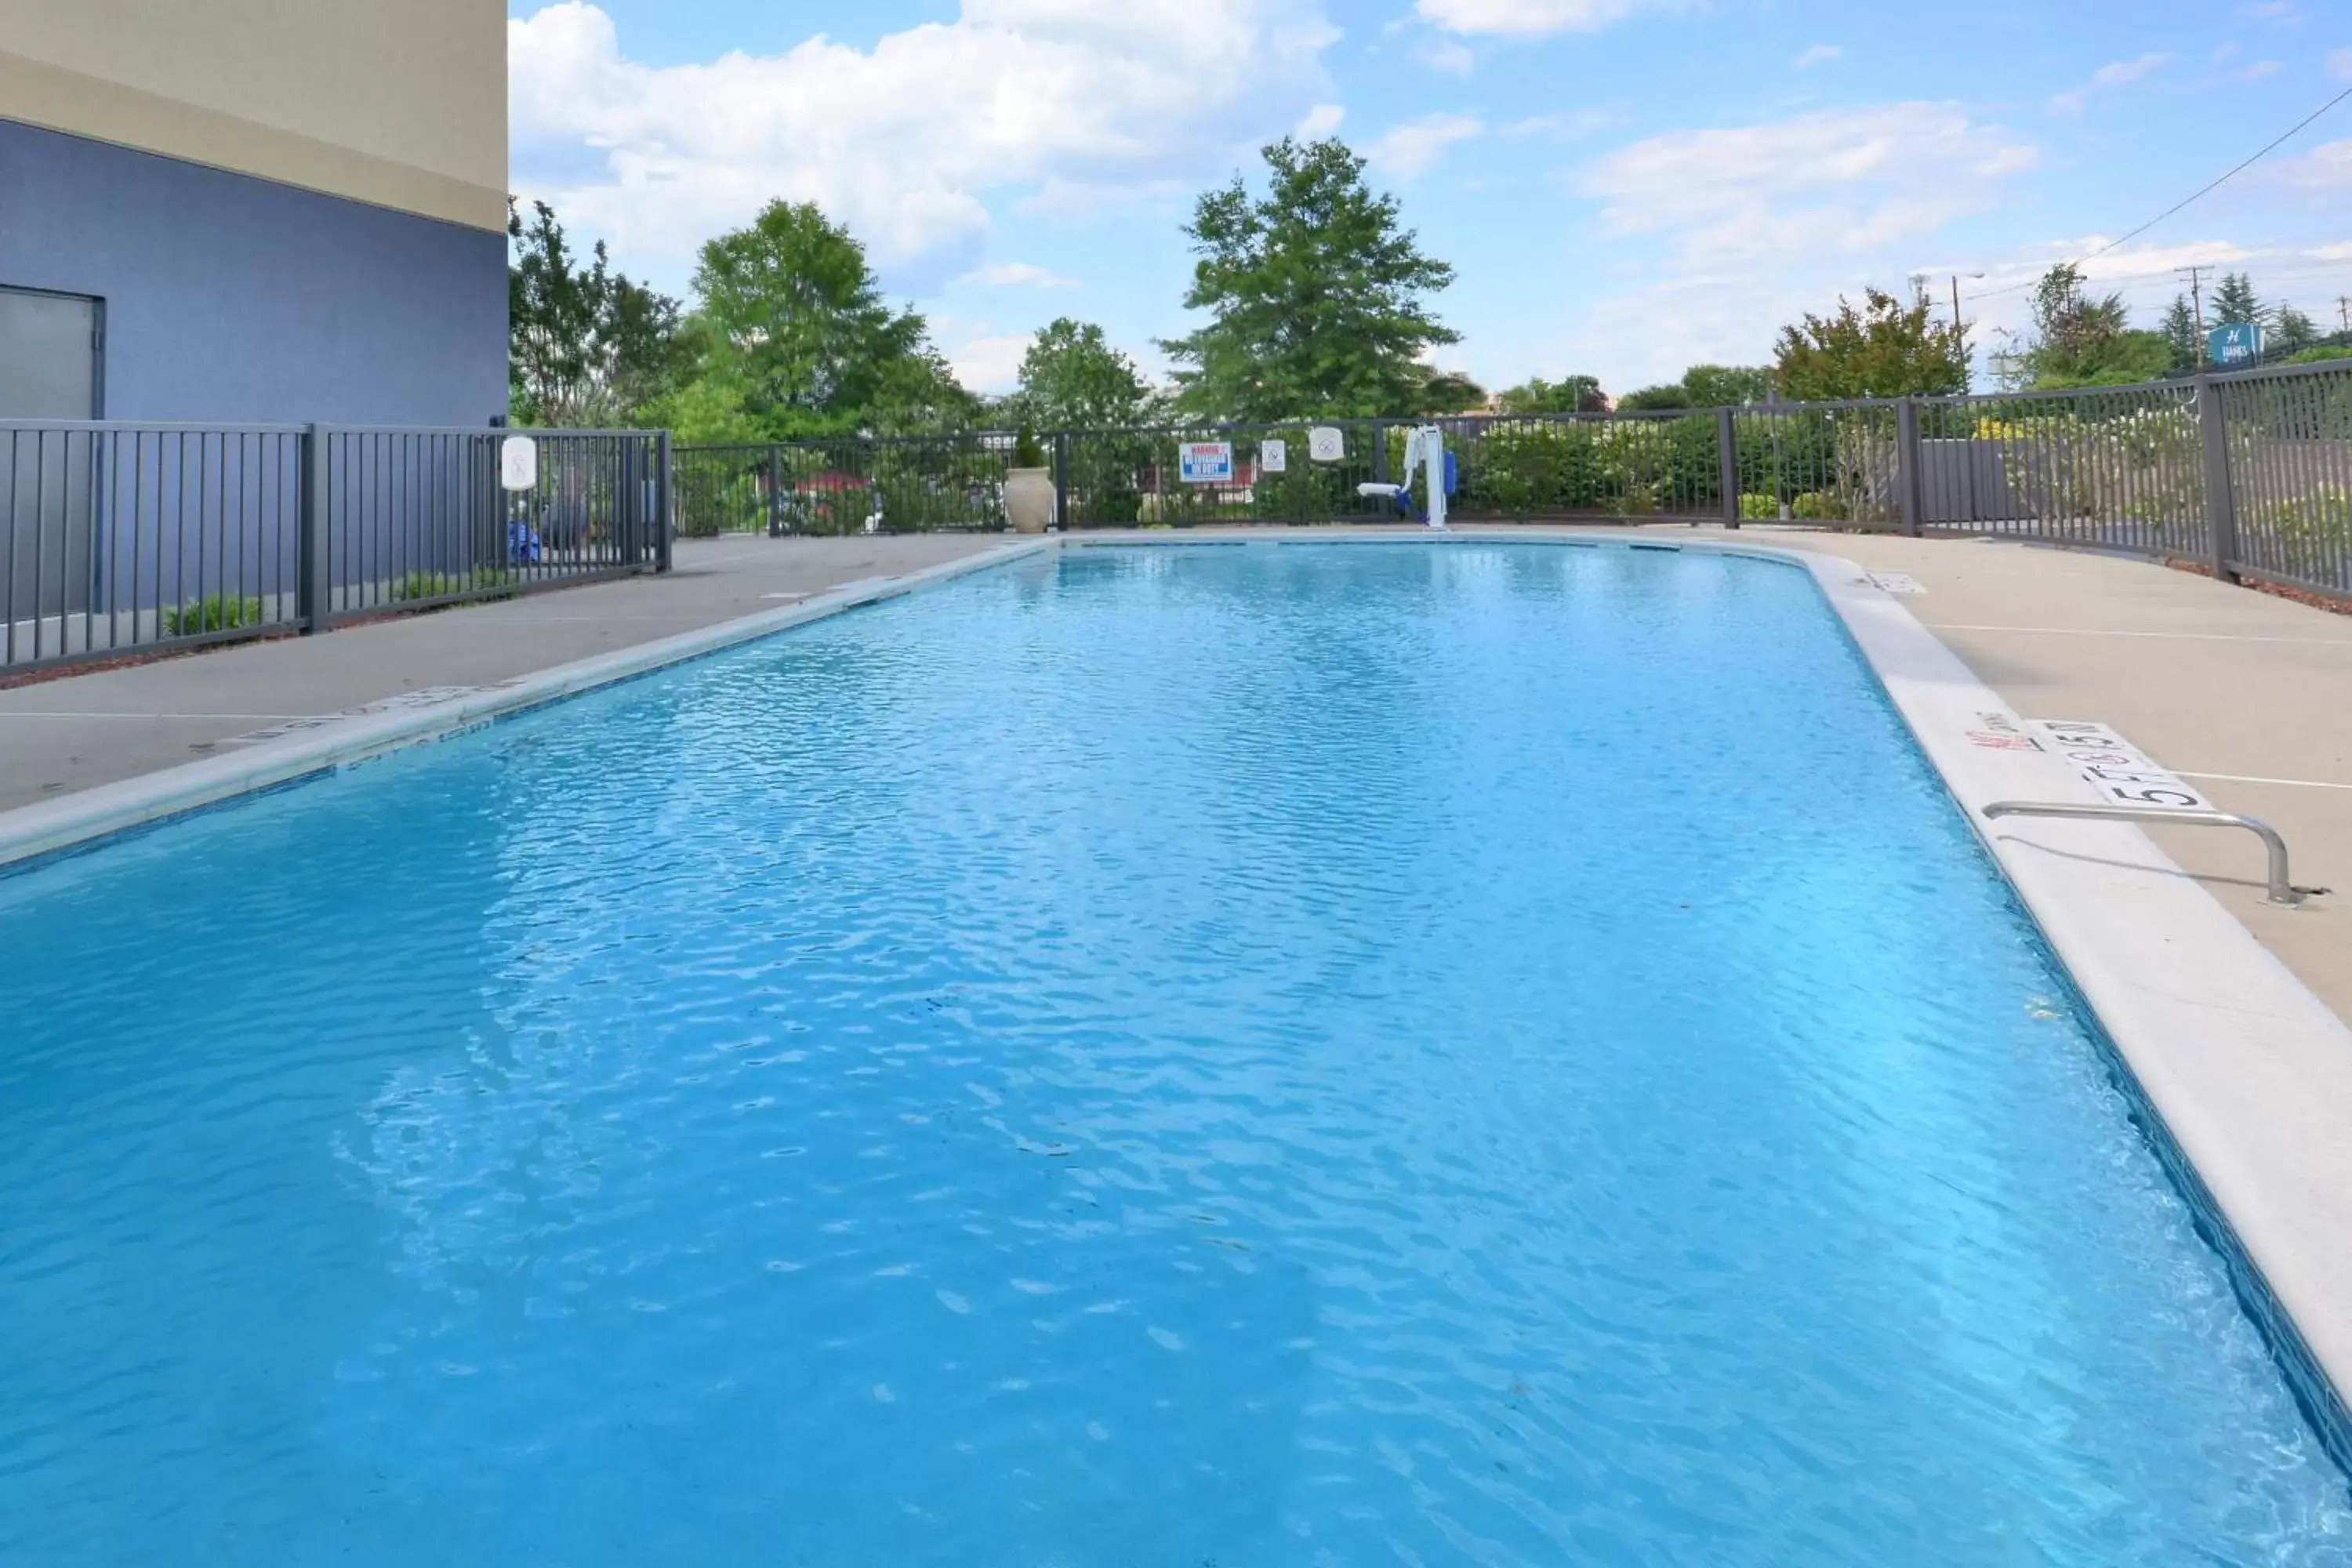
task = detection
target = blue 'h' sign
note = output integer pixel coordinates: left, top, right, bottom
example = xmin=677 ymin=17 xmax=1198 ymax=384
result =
xmin=2208 ymin=322 xmax=2263 ymax=365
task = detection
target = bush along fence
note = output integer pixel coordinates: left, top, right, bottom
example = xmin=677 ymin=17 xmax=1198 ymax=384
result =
xmin=673 ymin=355 xmax=2352 ymax=604
xmin=1 ymin=423 xmax=667 ymax=673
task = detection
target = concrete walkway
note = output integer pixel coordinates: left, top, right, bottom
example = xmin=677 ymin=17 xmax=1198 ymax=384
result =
xmin=4 ymin=523 xmax=2344 ymax=1021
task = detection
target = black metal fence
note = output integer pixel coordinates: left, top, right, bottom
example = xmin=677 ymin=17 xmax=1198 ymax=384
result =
xmin=678 ymin=356 xmax=2352 ymax=603
xmin=2 ymin=423 xmax=666 ymax=673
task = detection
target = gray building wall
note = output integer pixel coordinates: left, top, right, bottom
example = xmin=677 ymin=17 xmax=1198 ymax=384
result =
xmin=0 ymin=118 xmax=506 ymax=426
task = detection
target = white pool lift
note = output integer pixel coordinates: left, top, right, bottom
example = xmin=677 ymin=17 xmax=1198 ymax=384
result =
xmin=1356 ymin=425 xmax=1454 ymax=530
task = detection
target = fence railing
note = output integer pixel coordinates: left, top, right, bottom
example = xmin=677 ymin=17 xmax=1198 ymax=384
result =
xmin=2 ymin=423 xmax=666 ymax=673
xmin=674 ymin=356 xmax=2352 ymax=604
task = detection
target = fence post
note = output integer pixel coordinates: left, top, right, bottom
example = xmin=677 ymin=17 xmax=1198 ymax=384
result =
xmin=1716 ymin=406 xmax=1740 ymax=530
xmin=2196 ymin=375 xmax=2240 ymax=583
xmin=1895 ymin=397 xmax=1924 ymax=537
xmin=766 ymin=444 xmax=784 ymax=537
xmin=1371 ymin=421 xmax=1391 ymax=517
xmin=655 ymin=430 xmax=673 ymax=573
xmin=1053 ymin=431 xmax=1070 ymax=531
xmin=296 ymin=423 xmax=328 ymax=633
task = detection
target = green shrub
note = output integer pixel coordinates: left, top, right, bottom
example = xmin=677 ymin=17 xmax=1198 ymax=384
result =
xmin=390 ymin=569 xmax=514 ymax=603
xmin=1013 ymin=421 xmax=1047 ymax=468
xmin=2262 ymin=485 xmax=2352 ymax=548
xmin=1791 ymin=491 xmax=1841 ymax=520
xmin=2285 ymin=344 xmax=2352 ymax=365
xmin=162 ymin=594 xmax=266 ymax=636
xmin=1739 ymin=492 xmax=1780 ymax=519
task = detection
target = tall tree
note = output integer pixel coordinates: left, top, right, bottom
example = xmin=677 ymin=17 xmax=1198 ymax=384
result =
xmin=2160 ymin=295 xmax=2201 ymax=372
xmin=1162 ymin=137 xmax=1459 ymax=421
xmin=2273 ymin=303 xmax=2320 ymax=354
xmin=2015 ymin=263 xmax=2163 ymax=387
xmin=1773 ymin=286 xmax=1967 ymax=400
xmin=507 ymin=198 xmax=685 ymax=427
xmin=2212 ymin=272 xmax=2267 ymax=328
xmin=1013 ymin=318 xmax=1152 ymax=430
xmin=688 ymin=199 xmax=959 ymax=437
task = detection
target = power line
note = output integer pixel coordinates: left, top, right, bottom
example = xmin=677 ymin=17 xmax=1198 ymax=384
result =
xmin=1972 ymin=83 xmax=2352 ymax=301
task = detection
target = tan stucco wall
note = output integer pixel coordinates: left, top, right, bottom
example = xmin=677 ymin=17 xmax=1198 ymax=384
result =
xmin=0 ymin=0 xmax=506 ymax=230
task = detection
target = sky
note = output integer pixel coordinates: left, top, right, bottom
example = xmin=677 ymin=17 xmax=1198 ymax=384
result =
xmin=506 ymin=0 xmax=2352 ymax=397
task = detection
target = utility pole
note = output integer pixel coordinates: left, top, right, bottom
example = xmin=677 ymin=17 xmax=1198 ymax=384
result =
xmin=2177 ymin=265 xmax=2211 ymax=365
xmin=2339 ymin=295 xmax=2350 ymax=334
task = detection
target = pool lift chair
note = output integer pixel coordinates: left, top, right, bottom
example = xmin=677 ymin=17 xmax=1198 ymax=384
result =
xmin=1358 ymin=425 xmax=1455 ymax=529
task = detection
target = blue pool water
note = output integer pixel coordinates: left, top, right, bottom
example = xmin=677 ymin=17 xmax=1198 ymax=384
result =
xmin=2 ymin=542 xmax=2347 ymax=1564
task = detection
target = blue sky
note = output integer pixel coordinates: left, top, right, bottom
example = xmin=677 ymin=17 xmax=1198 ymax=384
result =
xmin=508 ymin=0 xmax=2352 ymax=396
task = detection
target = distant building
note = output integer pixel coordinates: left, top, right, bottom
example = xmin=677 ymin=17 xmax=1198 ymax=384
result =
xmin=0 ymin=0 xmax=506 ymax=424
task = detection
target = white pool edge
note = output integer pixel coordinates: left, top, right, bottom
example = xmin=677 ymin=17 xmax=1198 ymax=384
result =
xmin=7 ymin=524 xmax=2350 ymax=1443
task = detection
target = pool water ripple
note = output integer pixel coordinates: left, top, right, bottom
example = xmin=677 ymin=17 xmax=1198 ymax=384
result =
xmin=2 ymin=543 xmax=2348 ymax=1563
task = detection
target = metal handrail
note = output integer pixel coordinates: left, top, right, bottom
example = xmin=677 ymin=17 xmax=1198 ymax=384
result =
xmin=1980 ymin=801 xmax=2322 ymax=907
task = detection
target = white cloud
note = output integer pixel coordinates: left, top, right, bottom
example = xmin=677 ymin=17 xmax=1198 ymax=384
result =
xmin=2274 ymin=138 xmax=2352 ymax=189
xmin=962 ymin=263 xmax=1079 ymax=289
xmin=1368 ymin=112 xmax=1486 ymax=178
xmin=946 ymin=332 xmax=1035 ymax=392
xmin=1573 ymin=104 xmax=2038 ymax=264
xmin=2048 ymin=53 xmax=2170 ymax=116
xmin=1298 ymin=103 xmax=1347 ymax=137
xmin=509 ymin=0 xmax=1341 ymax=289
xmin=1502 ymin=107 xmax=1621 ymax=140
xmin=1416 ymin=0 xmax=1659 ymax=38
xmin=1427 ymin=38 xmax=1477 ymax=74
xmin=1792 ymin=43 xmax=1844 ymax=69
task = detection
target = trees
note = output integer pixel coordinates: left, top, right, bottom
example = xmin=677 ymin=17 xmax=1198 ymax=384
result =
xmin=1617 ymin=365 xmax=1773 ymax=410
xmin=2003 ymin=263 xmax=2171 ymax=387
xmin=1012 ymin=318 xmax=1152 ymax=430
xmin=1497 ymin=375 xmax=1607 ymax=414
xmin=2212 ymin=272 xmax=2266 ymax=328
xmin=1162 ymin=137 xmax=1459 ymax=422
xmin=2274 ymin=303 xmax=2321 ymax=355
xmin=685 ymin=199 xmax=965 ymax=438
xmin=1773 ymin=287 xmax=1967 ymax=400
xmin=507 ymin=198 xmax=687 ymax=427
xmin=2161 ymin=296 xmax=2201 ymax=372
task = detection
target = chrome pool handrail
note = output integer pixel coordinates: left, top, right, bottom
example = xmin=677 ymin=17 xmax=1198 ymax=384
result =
xmin=1980 ymin=801 xmax=2321 ymax=908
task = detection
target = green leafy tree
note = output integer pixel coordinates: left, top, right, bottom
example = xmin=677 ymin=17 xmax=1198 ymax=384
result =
xmin=1615 ymin=383 xmax=1689 ymax=411
xmin=507 ymin=198 xmax=686 ymax=426
xmin=1162 ymin=137 xmax=1459 ymax=421
xmin=1773 ymin=286 xmax=1967 ymax=400
xmin=2161 ymin=296 xmax=2201 ymax=372
xmin=2013 ymin=263 xmax=2169 ymax=387
xmin=1414 ymin=368 xmax=1487 ymax=413
xmin=2273 ymin=303 xmax=2320 ymax=354
xmin=1682 ymin=365 xmax=1774 ymax=406
xmin=2212 ymin=272 xmax=2267 ymax=328
xmin=1497 ymin=375 xmax=1607 ymax=413
xmin=686 ymin=199 xmax=964 ymax=437
xmin=1012 ymin=318 xmax=1152 ymax=430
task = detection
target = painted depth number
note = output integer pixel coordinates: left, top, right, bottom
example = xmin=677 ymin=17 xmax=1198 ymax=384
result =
xmin=2027 ymin=720 xmax=2212 ymax=811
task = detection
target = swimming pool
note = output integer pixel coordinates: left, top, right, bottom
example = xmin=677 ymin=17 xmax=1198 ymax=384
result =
xmin=2 ymin=540 xmax=2347 ymax=1563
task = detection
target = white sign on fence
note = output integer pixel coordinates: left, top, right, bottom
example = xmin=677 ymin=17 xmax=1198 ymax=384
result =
xmin=2027 ymin=719 xmax=2212 ymax=811
xmin=1308 ymin=426 xmax=1345 ymax=463
xmin=1260 ymin=438 xmax=1287 ymax=474
xmin=499 ymin=435 xmax=538 ymax=492
xmin=1179 ymin=441 xmax=1234 ymax=485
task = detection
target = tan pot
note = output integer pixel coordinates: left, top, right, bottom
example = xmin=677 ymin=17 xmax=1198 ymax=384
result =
xmin=1004 ymin=467 xmax=1055 ymax=533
